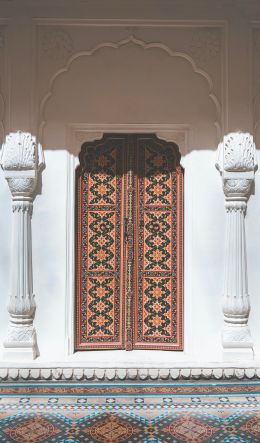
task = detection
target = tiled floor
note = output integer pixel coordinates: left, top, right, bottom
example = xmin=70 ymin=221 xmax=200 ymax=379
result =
xmin=0 ymin=382 xmax=259 ymax=442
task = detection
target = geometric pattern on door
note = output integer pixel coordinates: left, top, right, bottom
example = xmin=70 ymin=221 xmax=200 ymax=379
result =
xmin=75 ymin=134 xmax=183 ymax=350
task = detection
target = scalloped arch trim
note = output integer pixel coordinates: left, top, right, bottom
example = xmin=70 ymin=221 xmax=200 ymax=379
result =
xmin=39 ymin=35 xmax=221 ymax=141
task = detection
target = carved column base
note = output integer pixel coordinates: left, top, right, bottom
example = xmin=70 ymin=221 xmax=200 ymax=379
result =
xmin=222 ymin=325 xmax=254 ymax=361
xmin=3 ymin=326 xmax=39 ymax=361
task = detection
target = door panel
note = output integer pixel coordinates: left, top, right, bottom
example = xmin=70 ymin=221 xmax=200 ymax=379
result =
xmin=133 ymin=135 xmax=183 ymax=350
xmin=75 ymin=136 xmax=126 ymax=350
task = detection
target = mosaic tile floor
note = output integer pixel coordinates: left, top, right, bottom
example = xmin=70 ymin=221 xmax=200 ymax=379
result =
xmin=0 ymin=382 xmax=259 ymax=442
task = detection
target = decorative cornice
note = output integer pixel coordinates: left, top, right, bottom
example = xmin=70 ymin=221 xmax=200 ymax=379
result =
xmin=0 ymin=367 xmax=259 ymax=381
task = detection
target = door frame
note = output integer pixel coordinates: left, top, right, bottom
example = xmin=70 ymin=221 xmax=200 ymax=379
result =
xmin=65 ymin=123 xmax=189 ymax=357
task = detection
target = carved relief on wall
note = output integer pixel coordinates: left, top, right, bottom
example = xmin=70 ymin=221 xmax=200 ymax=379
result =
xmin=39 ymin=28 xmax=73 ymax=61
xmin=189 ymin=29 xmax=221 ymax=63
xmin=35 ymin=22 xmax=224 ymax=150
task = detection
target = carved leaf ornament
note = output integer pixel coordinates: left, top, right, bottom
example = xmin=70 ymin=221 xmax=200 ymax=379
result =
xmin=0 ymin=131 xmax=36 ymax=170
xmin=216 ymin=132 xmax=257 ymax=174
xmin=224 ymin=133 xmax=257 ymax=172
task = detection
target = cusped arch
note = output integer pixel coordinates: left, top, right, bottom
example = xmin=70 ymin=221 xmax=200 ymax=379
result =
xmin=39 ymin=35 xmax=221 ymax=141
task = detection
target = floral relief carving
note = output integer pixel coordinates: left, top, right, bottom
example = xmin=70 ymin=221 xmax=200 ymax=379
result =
xmin=190 ymin=29 xmax=221 ymax=63
xmin=40 ymin=28 xmax=73 ymax=61
xmin=7 ymin=178 xmax=36 ymax=196
xmin=223 ymin=179 xmax=252 ymax=198
xmin=216 ymin=132 xmax=257 ymax=174
xmin=1 ymin=131 xmax=36 ymax=170
xmin=223 ymin=133 xmax=257 ymax=172
xmin=5 ymin=326 xmax=36 ymax=344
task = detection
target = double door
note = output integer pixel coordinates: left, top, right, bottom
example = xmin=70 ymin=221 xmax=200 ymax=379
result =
xmin=75 ymin=134 xmax=183 ymax=351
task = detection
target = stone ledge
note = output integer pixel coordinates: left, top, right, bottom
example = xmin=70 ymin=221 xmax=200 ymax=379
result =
xmin=0 ymin=367 xmax=259 ymax=381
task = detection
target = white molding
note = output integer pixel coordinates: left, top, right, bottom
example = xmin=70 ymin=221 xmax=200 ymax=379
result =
xmin=33 ymin=19 xmax=227 ymax=28
xmin=66 ymin=123 xmax=192 ymax=155
xmin=65 ymin=151 xmax=78 ymax=356
xmin=0 ymin=366 xmax=259 ymax=381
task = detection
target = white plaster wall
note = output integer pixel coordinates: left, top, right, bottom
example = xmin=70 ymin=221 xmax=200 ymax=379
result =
xmin=1 ymin=147 xmax=260 ymax=365
xmin=0 ymin=148 xmax=225 ymax=365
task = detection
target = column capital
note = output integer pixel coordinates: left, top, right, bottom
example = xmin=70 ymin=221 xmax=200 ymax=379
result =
xmin=0 ymin=131 xmax=45 ymax=198
xmin=216 ymin=132 xmax=257 ymax=200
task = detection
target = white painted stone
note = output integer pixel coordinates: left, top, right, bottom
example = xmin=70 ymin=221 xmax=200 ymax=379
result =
xmin=191 ymin=368 xmax=202 ymax=379
xmin=216 ymin=133 xmax=257 ymax=361
xmin=159 ymin=369 xmax=170 ymax=380
xmin=245 ymin=368 xmax=256 ymax=379
xmin=117 ymin=369 xmax=127 ymax=380
xmin=128 ymin=369 xmax=138 ymax=379
xmin=106 ymin=369 xmax=116 ymax=380
xmin=139 ymin=369 xmax=149 ymax=380
xmin=63 ymin=368 xmax=73 ymax=379
xmin=41 ymin=368 xmax=51 ymax=380
xmin=20 ymin=368 xmax=30 ymax=379
xmin=0 ymin=132 xmax=44 ymax=361
xmin=202 ymin=369 xmax=213 ymax=379
xmin=223 ymin=368 xmax=234 ymax=379
xmin=8 ymin=368 xmax=19 ymax=380
xmin=84 ymin=369 xmax=94 ymax=380
xmin=95 ymin=369 xmax=105 ymax=380
xmin=213 ymin=368 xmax=223 ymax=379
xmin=234 ymin=368 xmax=245 ymax=379
xmin=53 ymin=368 xmax=62 ymax=380
xmin=30 ymin=368 xmax=40 ymax=379
xmin=149 ymin=369 xmax=159 ymax=380
xmin=0 ymin=369 xmax=8 ymax=379
xmin=181 ymin=368 xmax=191 ymax=379
xmin=74 ymin=368 xmax=84 ymax=380
xmin=170 ymin=369 xmax=180 ymax=380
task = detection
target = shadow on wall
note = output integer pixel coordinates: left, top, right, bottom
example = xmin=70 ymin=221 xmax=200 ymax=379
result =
xmin=39 ymin=39 xmax=219 ymax=155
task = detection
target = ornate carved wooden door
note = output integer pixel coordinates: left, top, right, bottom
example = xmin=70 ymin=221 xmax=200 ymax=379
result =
xmin=75 ymin=134 xmax=183 ymax=351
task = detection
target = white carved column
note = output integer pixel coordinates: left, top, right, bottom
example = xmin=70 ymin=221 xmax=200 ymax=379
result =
xmin=216 ymin=132 xmax=257 ymax=361
xmin=0 ymin=131 xmax=44 ymax=360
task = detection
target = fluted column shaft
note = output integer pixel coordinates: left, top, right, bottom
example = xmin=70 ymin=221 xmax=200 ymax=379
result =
xmin=5 ymin=200 xmax=35 ymax=344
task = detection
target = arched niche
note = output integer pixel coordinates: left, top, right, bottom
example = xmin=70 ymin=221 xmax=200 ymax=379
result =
xmin=40 ymin=38 xmax=220 ymax=153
